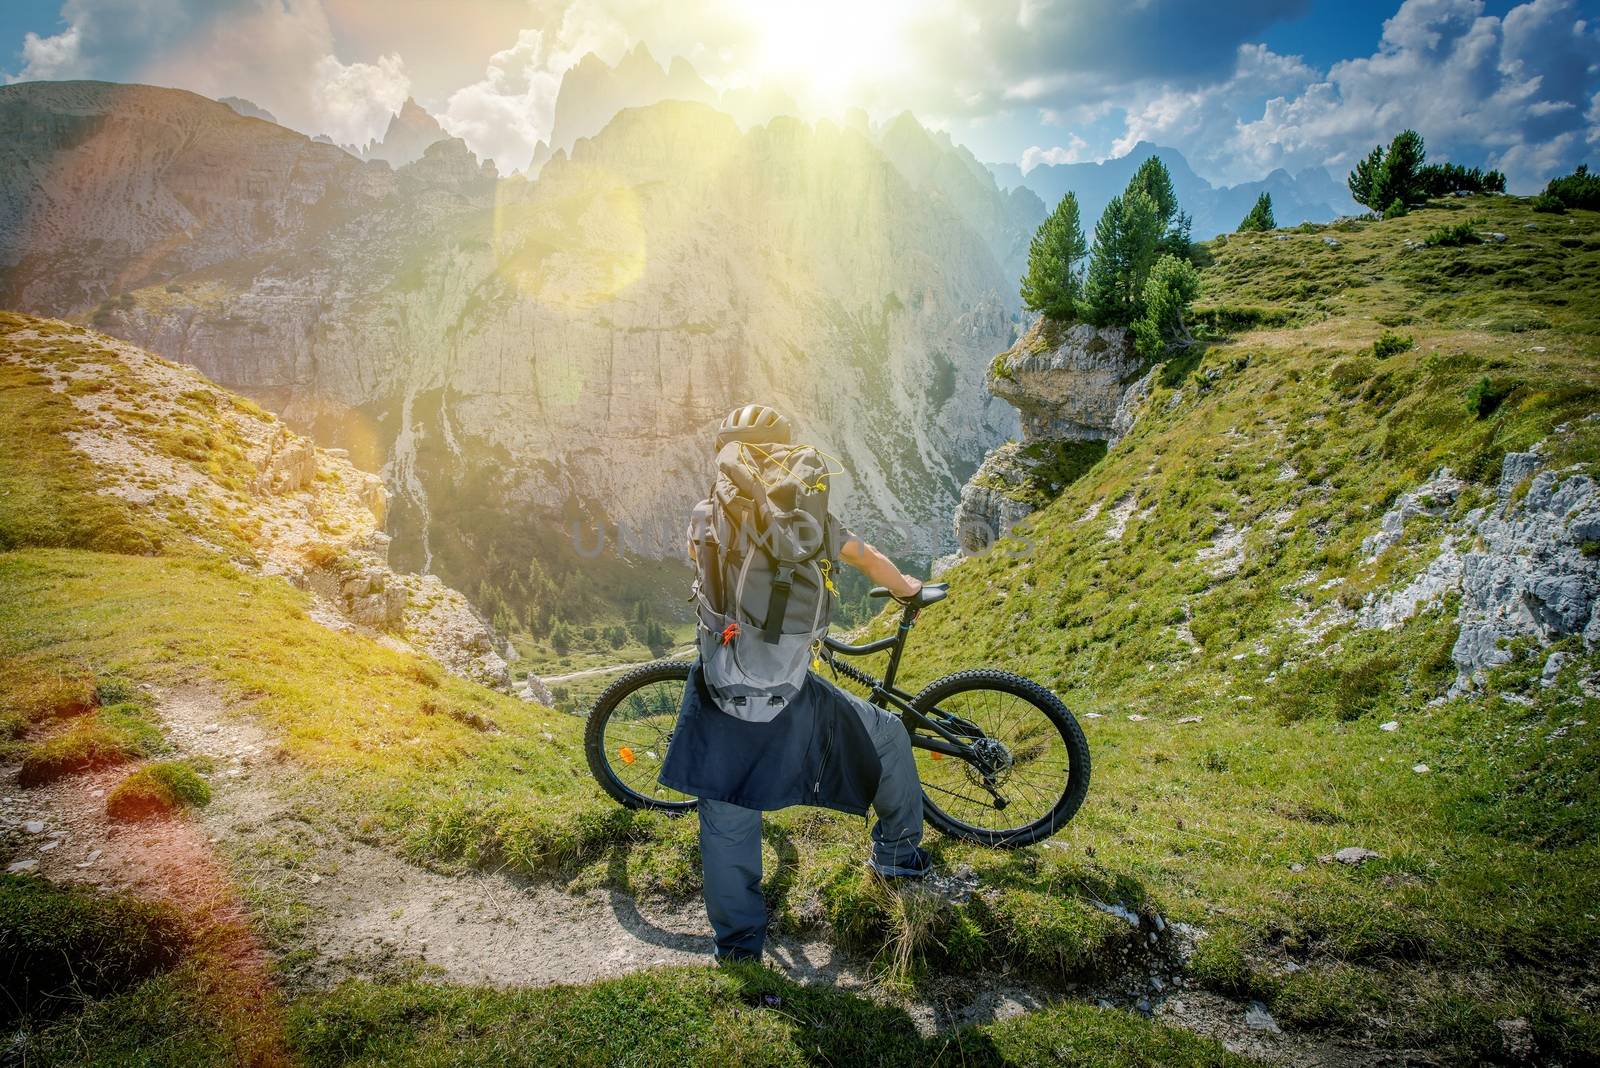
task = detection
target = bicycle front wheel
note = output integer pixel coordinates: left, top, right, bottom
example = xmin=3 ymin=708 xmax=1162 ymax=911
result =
xmin=909 ymin=669 xmax=1089 ymax=848
xmin=584 ymin=660 xmax=697 ymax=814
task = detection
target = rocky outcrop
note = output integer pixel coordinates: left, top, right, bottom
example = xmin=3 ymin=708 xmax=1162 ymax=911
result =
xmin=1108 ymin=367 xmax=1157 ymax=449
xmin=5 ymin=315 xmax=527 ymax=696
xmin=948 ymin=318 xmax=1141 ymax=560
xmin=988 ymin=320 xmax=1142 ymax=440
xmin=953 ymin=444 xmax=1041 ymax=555
xmin=1357 ymin=441 xmax=1600 ymax=691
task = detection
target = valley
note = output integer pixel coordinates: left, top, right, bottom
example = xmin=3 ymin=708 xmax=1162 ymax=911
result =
xmin=4 ymin=183 xmax=1599 ymax=1064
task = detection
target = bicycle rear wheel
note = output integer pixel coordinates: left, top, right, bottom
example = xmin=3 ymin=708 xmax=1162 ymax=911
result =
xmin=909 ymin=669 xmax=1089 ymax=848
xmin=584 ymin=660 xmax=697 ymax=813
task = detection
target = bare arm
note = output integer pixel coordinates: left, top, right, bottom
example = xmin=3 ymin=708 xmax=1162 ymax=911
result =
xmin=839 ymin=535 xmax=922 ymax=600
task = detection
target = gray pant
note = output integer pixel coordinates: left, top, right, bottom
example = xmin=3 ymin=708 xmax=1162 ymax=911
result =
xmin=699 ymin=691 xmax=924 ymax=959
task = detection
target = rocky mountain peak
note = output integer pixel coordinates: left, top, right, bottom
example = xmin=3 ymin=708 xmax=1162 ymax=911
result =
xmin=363 ymin=96 xmax=449 ymax=168
xmin=219 ymin=95 xmax=277 ymax=123
xmin=545 ymin=47 xmax=716 ymax=162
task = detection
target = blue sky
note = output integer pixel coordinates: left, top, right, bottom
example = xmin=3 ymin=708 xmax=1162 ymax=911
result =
xmin=2 ymin=1 xmax=1595 ymax=189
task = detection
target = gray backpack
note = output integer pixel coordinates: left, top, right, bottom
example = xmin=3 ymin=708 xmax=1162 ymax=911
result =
xmin=689 ymin=441 xmax=840 ymax=721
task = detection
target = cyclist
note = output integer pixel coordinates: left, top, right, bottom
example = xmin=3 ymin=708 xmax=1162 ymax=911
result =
xmin=659 ymin=403 xmax=933 ymax=964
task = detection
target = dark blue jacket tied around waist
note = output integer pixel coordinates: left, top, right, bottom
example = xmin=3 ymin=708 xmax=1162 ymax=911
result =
xmin=659 ymin=662 xmax=883 ymax=815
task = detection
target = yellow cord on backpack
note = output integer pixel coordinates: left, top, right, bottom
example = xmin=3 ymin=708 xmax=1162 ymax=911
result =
xmin=818 ymin=558 xmax=838 ymax=598
xmin=736 ymin=442 xmax=845 ymax=493
xmin=810 ymin=638 xmax=824 ymax=674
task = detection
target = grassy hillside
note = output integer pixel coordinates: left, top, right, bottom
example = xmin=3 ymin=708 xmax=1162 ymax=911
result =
xmin=4 ymin=192 xmax=1599 ymax=1064
xmin=891 ymin=195 xmax=1600 ymax=1056
xmin=1 ymin=314 xmax=1235 ymax=1065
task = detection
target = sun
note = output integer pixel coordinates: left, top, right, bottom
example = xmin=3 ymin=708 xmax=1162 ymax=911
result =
xmin=731 ymin=0 xmax=916 ymax=106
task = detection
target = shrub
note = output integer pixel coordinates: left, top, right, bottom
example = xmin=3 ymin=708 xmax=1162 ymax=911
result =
xmin=106 ymin=761 xmax=212 ymax=821
xmin=1132 ymin=253 xmax=1202 ymax=360
xmin=1542 ymin=163 xmax=1600 ymax=211
xmin=1371 ymin=332 xmax=1415 ymax=359
xmin=1423 ymin=222 xmax=1481 ymax=248
xmin=1189 ymin=305 xmax=1293 ymax=333
xmin=1530 ymin=193 xmax=1566 ymax=214
xmin=1383 ymin=197 xmax=1408 ymax=219
xmin=1465 ymin=376 xmax=1516 ymax=419
xmin=1415 ymin=161 xmax=1507 ymax=197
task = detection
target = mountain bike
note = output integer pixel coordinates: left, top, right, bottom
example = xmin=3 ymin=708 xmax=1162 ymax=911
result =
xmin=583 ymin=582 xmax=1090 ymax=848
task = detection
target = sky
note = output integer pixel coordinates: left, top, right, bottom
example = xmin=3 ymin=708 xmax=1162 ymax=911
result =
xmin=1 ymin=0 xmax=1596 ymax=190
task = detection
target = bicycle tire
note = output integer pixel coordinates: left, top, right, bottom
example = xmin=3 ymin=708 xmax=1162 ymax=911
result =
xmin=909 ymin=669 xmax=1090 ymax=848
xmin=584 ymin=659 xmax=697 ymax=814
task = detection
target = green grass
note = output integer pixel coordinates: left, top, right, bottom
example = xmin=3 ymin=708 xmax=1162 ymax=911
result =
xmin=17 ymin=702 xmax=163 ymax=785
xmin=20 ymin=959 xmax=1255 ymax=1068
xmin=896 ymin=194 xmax=1600 ymax=1052
xmin=106 ymin=759 xmax=213 ymax=820
xmin=0 ymin=318 xmax=163 ymax=555
xmin=0 ymin=874 xmax=189 ymax=1025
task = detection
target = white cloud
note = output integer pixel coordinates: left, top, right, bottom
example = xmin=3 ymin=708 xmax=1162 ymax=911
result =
xmin=312 ymin=52 xmax=411 ymax=148
xmin=4 ymin=2 xmax=413 ymax=149
xmin=439 ymin=29 xmax=563 ymax=173
xmin=437 ymin=3 xmax=637 ymax=173
xmin=1021 ymin=136 xmax=1092 ymax=171
xmin=1226 ymin=0 xmax=1599 ymax=189
xmin=7 ymin=24 xmax=85 ymax=82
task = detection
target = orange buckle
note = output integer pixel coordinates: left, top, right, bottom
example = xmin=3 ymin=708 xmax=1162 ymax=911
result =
xmin=720 ymin=622 xmax=740 ymax=645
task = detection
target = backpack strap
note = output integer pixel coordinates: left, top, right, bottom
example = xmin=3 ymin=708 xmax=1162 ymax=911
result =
xmin=763 ymin=563 xmax=794 ymax=644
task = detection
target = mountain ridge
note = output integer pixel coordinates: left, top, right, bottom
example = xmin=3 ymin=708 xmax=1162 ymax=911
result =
xmin=988 ymin=140 xmax=1359 ymax=238
xmin=0 ymin=81 xmax=1024 ymax=630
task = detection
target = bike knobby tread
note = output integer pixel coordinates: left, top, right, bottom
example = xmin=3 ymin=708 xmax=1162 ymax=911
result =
xmin=910 ymin=668 xmax=1090 ymax=848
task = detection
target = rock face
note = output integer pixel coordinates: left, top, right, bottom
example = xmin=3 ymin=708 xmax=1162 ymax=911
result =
xmin=948 ymin=318 xmax=1142 ymax=560
xmin=952 ymin=444 xmax=1041 ymax=555
xmin=0 ymin=82 xmax=1027 ymax=607
xmin=1358 ymin=441 xmax=1600 ymax=690
xmin=3 ymin=315 xmax=526 ymax=695
xmin=988 ymin=320 xmax=1142 ymax=440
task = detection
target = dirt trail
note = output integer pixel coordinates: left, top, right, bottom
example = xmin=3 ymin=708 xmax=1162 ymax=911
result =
xmin=2 ymin=686 xmax=1394 ymax=1063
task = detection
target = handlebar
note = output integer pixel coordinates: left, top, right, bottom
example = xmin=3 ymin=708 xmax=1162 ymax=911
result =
xmin=867 ymin=581 xmax=949 ymax=608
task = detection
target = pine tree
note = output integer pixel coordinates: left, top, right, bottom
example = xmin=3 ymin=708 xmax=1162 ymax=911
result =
xmin=1129 ymin=156 xmax=1177 ymax=228
xmin=1347 ymin=143 xmax=1387 ymax=208
xmin=1238 ymin=191 xmax=1275 ymax=232
xmin=1349 ymin=129 xmax=1428 ymax=210
xmin=1086 ymin=189 xmax=1163 ymax=327
xmin=1019 ymin=191 xmax=1087 ymax=322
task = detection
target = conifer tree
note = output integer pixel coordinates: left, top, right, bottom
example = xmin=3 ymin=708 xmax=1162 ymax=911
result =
xmin=1019 ymin=191 xmax=1087 ymax=322
xmin=1086 ymin=189 xmax=1163 ymax=326
xmin=1238 ymin=191 xmax=1275 ymax=232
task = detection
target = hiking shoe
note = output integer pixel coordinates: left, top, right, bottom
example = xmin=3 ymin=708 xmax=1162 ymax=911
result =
xmin=868 ymin=845 xmax=933 ymax=880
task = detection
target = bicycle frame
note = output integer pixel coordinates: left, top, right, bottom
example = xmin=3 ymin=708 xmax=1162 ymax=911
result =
xmin=820 ymin=600 xmax=981 ymax=761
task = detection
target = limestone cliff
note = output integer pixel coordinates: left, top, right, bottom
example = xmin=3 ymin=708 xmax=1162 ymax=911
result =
xmin=0 ymin=82 xmax=1024 ymax=616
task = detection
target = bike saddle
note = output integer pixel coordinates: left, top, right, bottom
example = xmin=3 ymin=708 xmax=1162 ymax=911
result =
xmin=869 ymin=581 xmax=949 ymax=606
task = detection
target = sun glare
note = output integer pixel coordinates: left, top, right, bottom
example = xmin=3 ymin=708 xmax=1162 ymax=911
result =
xmin=735 ymin=0 xmax=915 ymax=104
